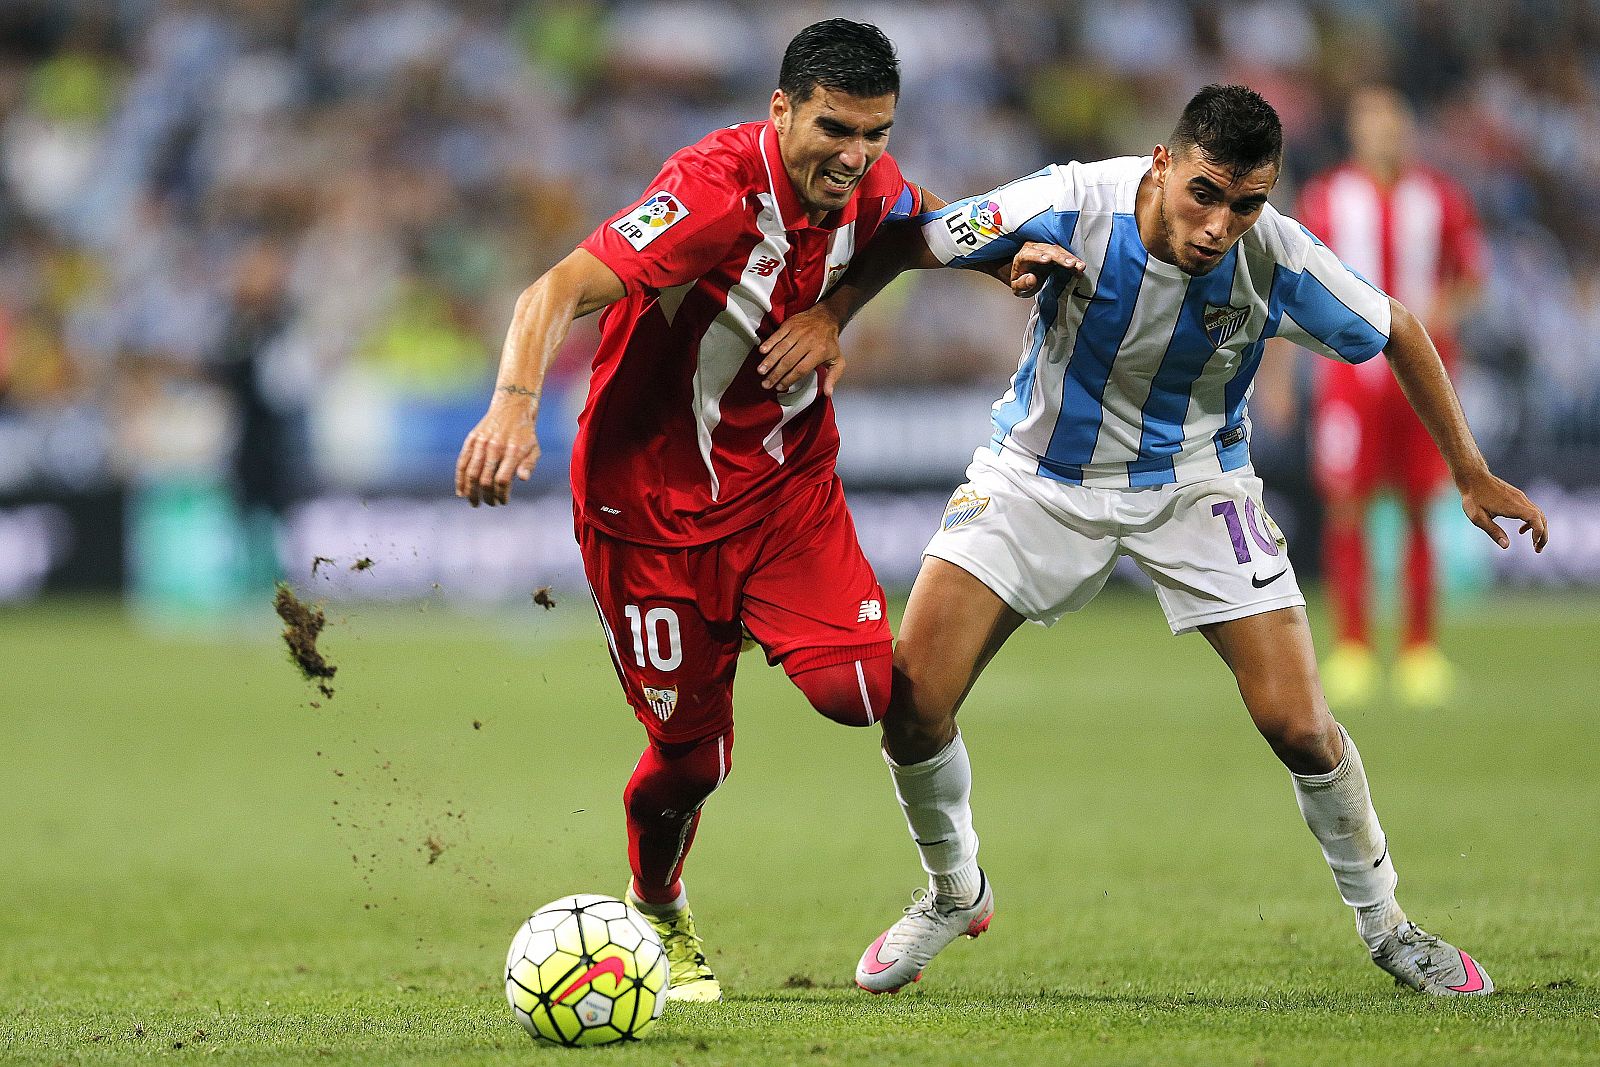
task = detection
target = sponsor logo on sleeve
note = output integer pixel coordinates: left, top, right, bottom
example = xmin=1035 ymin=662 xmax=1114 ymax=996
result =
xmin=610 ymin=190 xmax=688 ymax=251
xmin=943 ymin=199 xmax=1005 ymax=253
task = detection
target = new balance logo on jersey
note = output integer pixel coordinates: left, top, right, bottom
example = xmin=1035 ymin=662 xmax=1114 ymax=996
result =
xmin=857 ymin=600 xmax=882 ymax=623
xmin=643 ymin=684 xmax=678 ymax=721
xmin=751 ymin=256 xmax=781 ymax=277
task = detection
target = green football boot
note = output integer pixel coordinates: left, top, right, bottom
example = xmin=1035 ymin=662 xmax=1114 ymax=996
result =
xmin=626 ymin=885 xmax=722 ymax=1002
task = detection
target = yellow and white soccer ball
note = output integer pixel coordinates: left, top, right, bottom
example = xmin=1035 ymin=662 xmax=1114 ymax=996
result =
xmin=504 ymin=894 xmax=670 ymax=1046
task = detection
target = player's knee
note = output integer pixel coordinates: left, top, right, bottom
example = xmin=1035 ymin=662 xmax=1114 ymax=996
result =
xmin=886 ymin=646 xmax=960 ymax=729
xmin=625 ymin=732 xmax=732 ymax=816
xmin=785 ymin=651 xmax=890 ymax=728
xmin=1262 ymin=713 xmax=1341 ymax=775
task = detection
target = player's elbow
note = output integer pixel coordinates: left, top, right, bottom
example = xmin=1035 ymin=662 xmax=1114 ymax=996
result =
xmin=534 ymin=249 xmax=625 ymax=319
xmin=1388 ymin=298 xmax=1422 ymax=343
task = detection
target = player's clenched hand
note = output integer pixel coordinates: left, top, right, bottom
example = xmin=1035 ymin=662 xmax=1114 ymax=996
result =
xmin=1459 ymin=472 xmax=1548 ymax=552
xmin=455 ymin=397 xmax=540 ymax=507
xmin=756 ymin=304 xmax=846 ymax=396
xmin=1010 ymin=242 xmax=1086 ymax=298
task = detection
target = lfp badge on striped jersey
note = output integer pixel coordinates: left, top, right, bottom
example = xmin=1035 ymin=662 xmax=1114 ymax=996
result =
xmin=942 ymin=488 xmax=990 ymax=531
xmin=1203 ymin=304 xmax=1249 ymax=349
xmin=967 ymin=199 xmax=1005 ymax=240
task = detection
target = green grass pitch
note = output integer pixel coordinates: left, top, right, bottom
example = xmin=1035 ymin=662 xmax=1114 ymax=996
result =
xmin=3 ymin=590 xmax=1598 ymax=1065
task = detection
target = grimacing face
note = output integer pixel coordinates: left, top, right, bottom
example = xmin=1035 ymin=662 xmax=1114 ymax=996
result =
xmin=1149 ymin=143 xmax=1279 ymax=276
xmin=771 ymin=86 xmax=896 ymax=219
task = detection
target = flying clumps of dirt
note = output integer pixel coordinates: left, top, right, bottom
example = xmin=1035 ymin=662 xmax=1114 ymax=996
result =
xmin=274 ymin=583 xmax=337 ymax=699
xmin=533 ymin=586 xmax=556 ymax=610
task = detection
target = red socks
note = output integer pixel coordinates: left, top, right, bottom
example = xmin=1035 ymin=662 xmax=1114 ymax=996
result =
xmin=1323 ymin=519 xmax=1369 ymax=647
xmin=623 ymin=730 xmax=732 ymax=905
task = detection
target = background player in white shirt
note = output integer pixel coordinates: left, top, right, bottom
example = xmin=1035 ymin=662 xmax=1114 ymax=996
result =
xmin=758 ymin=85 xmax=1546 ymax=996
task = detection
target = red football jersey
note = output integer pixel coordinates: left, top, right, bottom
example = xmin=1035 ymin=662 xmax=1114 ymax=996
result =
xmin=1297 ymin=163 xmax=1485 ymax=372
xmin=574 ymin=120 xmax=921 ymax=547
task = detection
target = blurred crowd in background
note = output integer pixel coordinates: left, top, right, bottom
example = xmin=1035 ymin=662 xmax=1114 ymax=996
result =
xmin=2 ymin=0 xmax=1599 ymax=595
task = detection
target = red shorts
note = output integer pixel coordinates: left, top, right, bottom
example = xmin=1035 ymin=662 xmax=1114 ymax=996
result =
xmin=1312 ymin=359 xmax=1448 ymax=503
xmin=578 ymin=476 xmax=891 ymax=744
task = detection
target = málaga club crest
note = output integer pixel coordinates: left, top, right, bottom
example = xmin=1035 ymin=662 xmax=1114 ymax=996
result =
xmin=1203 ymin=303 xmax=1249 ymax=349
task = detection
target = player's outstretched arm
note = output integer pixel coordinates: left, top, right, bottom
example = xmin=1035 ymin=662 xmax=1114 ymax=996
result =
xmin=757 ymin=222 xmax=942 ymax=395
xmin=1385 ymin=298 xmax=1548 ymax=552
xmin=456 ymin=249 xmax=624 ymax=507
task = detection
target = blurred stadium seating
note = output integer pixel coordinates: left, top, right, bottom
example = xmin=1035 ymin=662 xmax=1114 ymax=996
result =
xmin=1 ymin=0 xmax=1596 ymax=609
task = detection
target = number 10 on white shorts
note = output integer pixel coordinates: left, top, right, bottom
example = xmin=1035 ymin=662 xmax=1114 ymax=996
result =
xmin=924 ymin=448 xmax=1306 ymax=636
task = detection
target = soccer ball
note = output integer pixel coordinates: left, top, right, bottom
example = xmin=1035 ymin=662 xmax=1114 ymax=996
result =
xmin=504 ymin=894 xmax=671 ymax=1046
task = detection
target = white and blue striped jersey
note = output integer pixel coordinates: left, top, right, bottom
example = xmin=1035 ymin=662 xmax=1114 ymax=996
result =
xmin=922 ymin=156 xmax=1392 ymax=488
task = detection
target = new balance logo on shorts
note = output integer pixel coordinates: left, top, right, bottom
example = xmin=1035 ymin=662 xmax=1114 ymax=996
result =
xmin=858 ymin=600 xmax=882 ymax=623
xmin=642 ymin=685 xmax=678 ymax=721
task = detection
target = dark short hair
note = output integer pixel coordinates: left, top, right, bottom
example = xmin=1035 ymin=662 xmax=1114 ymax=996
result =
xmin=1170 ymin=84 xmax=1283 ymax=174
xmin=778 ymin=19 xmax=899 ymax=103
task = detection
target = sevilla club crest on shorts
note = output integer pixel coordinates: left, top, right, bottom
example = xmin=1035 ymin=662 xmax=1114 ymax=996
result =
xmin=642 ymin=684 xmax=678 ymax=722
xmin=942 ymin=488 xmax=990 ymax=531
xmin=1203 ymin=303 xmax=1249 ymax=349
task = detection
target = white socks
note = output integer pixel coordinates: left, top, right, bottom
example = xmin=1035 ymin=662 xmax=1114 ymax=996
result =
xmin=886 ymin=733 xmax=982 ymax=906
xmin=628 ymin=880 xmax=687 ymax=917
xmin=888 ymin=723 xmax=1406 ymax=940
xmin=1290 ymin=723 xmax=1405 ymax=948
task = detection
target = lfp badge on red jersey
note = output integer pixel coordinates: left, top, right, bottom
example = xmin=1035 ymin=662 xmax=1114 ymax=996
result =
xmin=611 ymin=190 xmax=689 ymax=251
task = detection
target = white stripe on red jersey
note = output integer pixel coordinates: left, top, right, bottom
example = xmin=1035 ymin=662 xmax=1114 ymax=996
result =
xmin=576 ymin=121 xmax=920 ymax=546
xmin=1297 ymin=163 xmax=1485 ymax=372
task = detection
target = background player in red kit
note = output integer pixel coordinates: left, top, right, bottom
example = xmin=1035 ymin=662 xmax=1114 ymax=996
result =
xmin=454 ymin=20 xmax=940 ymax=1002
xmin=1297 ymin=85 xmax=1487 ymax=709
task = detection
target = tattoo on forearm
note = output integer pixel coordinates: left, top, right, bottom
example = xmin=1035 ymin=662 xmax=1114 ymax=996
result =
xmin=498 ymin=384 xmax=541 ymax=400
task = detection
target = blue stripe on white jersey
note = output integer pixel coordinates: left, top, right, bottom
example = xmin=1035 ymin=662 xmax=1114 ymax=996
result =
xmin=1041 ymin=213 xmax=1144 ymax=483
xmin=993 ymin=251 xmax=1072 ymax=449
xmin=921 ymin=156 xmax=1393 ymax=489
xmin=1129 ymin=245 xmax=1240 ymax=486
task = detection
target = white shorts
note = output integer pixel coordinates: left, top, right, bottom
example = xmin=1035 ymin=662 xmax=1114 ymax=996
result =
xmin=925 ymin=448 xmax=1305 ymax=635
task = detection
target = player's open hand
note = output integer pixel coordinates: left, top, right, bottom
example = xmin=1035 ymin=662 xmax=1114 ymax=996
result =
xmin=455 ymin=396 xmax=541 ymax=507
xmin=1010 ymin=242 xmax=1086 ymax=299
xmin=1459 ymin=471 xmax=1548 ymax=552
xmin=757 ymin=303 xmax=846 ymax=397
